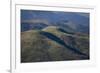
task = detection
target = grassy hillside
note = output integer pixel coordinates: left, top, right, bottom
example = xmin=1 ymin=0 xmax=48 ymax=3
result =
xmin=21 ymin=26 xmax=89 ymax=63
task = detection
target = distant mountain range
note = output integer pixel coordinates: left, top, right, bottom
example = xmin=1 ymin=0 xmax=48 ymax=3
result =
xmin=21 ymin=10 xmax=89 ymax=34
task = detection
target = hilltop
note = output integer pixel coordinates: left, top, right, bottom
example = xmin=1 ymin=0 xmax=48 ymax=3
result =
xmin=21 ymin=26 xmax=89 ymax=62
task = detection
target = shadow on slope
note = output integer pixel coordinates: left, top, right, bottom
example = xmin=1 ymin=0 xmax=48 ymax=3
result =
xmin=40 ymin=31 xmax=88 ymax=58
xmin=58 ymin=28 xmax=74 ymax=34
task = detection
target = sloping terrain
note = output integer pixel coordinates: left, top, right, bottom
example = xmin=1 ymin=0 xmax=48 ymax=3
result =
xmin=21 ymin=26 xmax=89 ymax=62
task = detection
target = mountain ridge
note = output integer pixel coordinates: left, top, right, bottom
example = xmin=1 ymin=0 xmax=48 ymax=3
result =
xmin=21 ymin=26 xmax=89 ymax=62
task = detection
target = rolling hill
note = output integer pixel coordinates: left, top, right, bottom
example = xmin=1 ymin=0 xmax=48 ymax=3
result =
xmin=21 ymin=26 xmax=89 ymax=62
